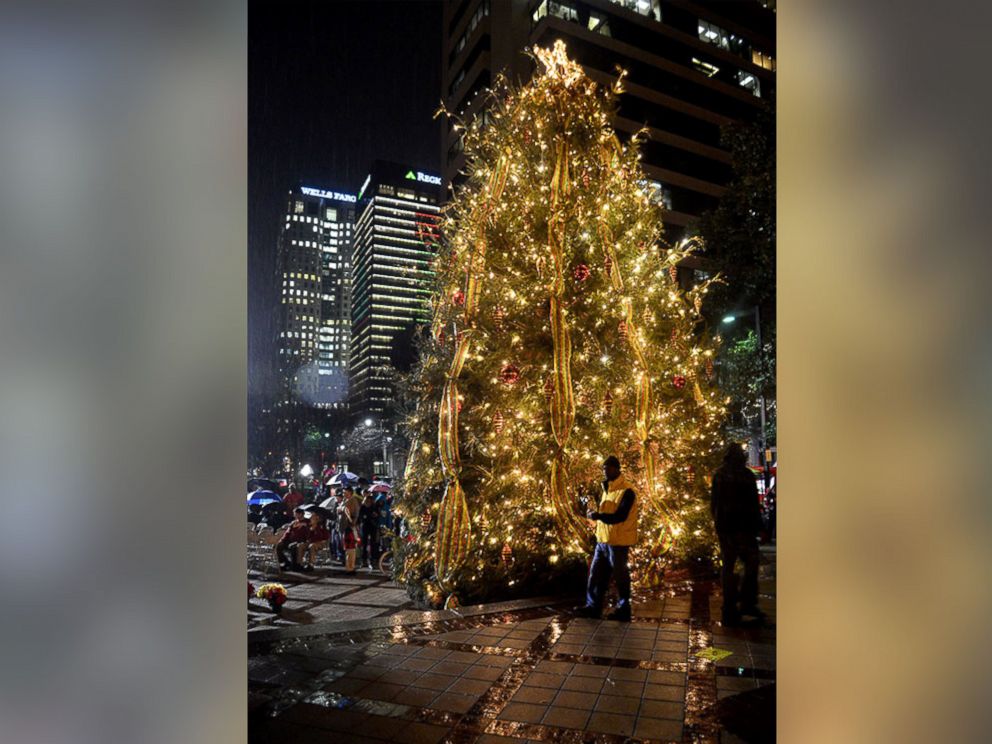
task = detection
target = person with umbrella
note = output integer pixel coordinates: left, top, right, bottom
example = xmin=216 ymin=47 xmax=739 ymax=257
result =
xmin=319 ymin=489 xmax=342 ymax=563
xmin=372 ymin=483 xmax=392 ymax=565
xmin=338 ymin=486 xmax=360 ymax=573
xmin=359 ymin=489 xmax=381 ymax=569
xmin=261 ymin=501 xmax=291 ymax=530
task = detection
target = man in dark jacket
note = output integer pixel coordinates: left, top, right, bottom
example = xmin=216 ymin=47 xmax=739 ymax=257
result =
xmin=710 ymin=445 xmax=764 ymax=625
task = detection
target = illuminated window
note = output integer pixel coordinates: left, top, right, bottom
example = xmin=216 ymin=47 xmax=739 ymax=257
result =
xmin=606 ymin=0 xmax=660 ymax=22
xmin=699 ymin=19 xmax=749 ymax=57
xmin=752 ymin=49 xmax=776 ymax=71
xmin=532 ymin=0 xmax=578 ymax=24
xmin=691 ymin=57 xmax=720 ymax=78
xmin=736 ymin=70 xmax=761 ymax=97
xmin=294 ymin=200 xmax=304 ymax=214
xmin=325 ymin=207 xmax=337 ymax=221
xmin=587 ymin=10 xmax=610 ymax=35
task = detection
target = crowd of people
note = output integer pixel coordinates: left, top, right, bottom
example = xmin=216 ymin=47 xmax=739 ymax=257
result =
xmin=250 ymin=447 xmax=772 ymax=627
xmin=249 ymin=481 xmax=401 ymax=574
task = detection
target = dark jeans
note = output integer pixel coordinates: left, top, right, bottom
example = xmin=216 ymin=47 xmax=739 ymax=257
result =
xmin=719 ymin=532 xmax=760 ymax=613
xmin=276 ymin=541 xmax=304 ymax=566
xmin=585 ymin=543 xmax=631 ymax=611
xmin=361 ymin=524 xmax=380 ymax=566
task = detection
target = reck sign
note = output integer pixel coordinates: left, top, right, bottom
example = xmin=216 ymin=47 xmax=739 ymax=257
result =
xmin=405 ymin=170 xmax=442 ymax=186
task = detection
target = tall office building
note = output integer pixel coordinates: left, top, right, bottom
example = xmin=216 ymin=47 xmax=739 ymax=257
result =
xmin=441 ymin=0 xmax=775 ymax=248
xmin=273 ymin=185 xmax=356 ymax=457
xmin=349 ymin=161 xmax=442 ymax=420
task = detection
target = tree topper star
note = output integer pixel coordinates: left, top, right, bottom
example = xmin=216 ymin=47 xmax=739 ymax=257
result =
xmin=534 ymin=40 xmax=584 ymax=87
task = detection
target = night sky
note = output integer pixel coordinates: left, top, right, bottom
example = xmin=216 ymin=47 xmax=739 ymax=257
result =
xmin=249 ymin=0 xmax=442 ymax=401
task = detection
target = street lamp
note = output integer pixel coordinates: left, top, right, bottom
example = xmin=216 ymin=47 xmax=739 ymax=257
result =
xmin=364 ymin=418 xmax=390 ymax=479
xmin=722 ymin=306 xmax=771 ymax=494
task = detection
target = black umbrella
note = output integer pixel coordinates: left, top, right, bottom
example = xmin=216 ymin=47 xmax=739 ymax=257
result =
xmin=249 ymin=478 xmax=279 ymax=491
xmin=261 ymin=501 xmax=288 ymax=515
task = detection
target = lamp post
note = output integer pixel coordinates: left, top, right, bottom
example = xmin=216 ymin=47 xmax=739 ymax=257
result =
xmin=365 ymin=418 xmax=390 ymax=479
xmin=722 ymin=306 xmax=770 ymax=495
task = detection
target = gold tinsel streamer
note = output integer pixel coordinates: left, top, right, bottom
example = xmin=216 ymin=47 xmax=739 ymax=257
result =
xmin=433 ymin=152 xmax=511 ymax=583
xmin=545 ymin=137 xmax=585 ymax=545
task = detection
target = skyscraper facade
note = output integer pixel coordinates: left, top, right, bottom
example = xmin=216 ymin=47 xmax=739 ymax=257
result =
xmin=273 ymin=185 xmax=355 ymax=458
xmin=441 ymin=0 xmax=775 ymax=249
xmin=348 ymin=161 xmax=442 ymax=420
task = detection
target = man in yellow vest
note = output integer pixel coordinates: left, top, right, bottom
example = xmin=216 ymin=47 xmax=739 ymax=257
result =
xmin=575 ymin=455 xmax=639 ymax=621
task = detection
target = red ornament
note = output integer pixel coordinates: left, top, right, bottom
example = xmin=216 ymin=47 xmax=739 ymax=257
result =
xmin=618 ymin=319 xmax=628 ymax=342
xmin=573 ymin=263 xmax=591 ymax=282
xmin=493 ymin=411 xmax=505 ymax=433
xmin=673 ymin=375 xmax=687 ymax=389
xmin=523 ymin=130 xmax=532 ymax=144
xmin=668 ymin=265 xmax=678 ymax=283
xmin=603 ymin=390 xmax=614 ymax=414
xmin=499 ymin=364 xmax=521 ymax=385
xmin=501 ymin=543 xmax=513 ymax=565
xmin=638 ymin=241 xmax=648 ymax=253
xmin=543 ymin=376 xmax=555 ymax=402
xmin=436 ymin=329 xmax=447 ymax=347
xmin=457 ymin=399 xmax=464 ymax=413
xmin=452 ymin=289 xmax=466 ymax=307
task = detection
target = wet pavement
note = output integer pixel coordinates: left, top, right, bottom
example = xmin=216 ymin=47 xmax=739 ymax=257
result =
xmin=248 ymin=546 xmax=775 ymax=743
xmin=248 ymin=564 xmax=417 ymax=632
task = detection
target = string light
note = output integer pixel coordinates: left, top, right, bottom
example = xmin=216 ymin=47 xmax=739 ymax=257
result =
xmin=398 ymin=41 xmax=727 ymax=606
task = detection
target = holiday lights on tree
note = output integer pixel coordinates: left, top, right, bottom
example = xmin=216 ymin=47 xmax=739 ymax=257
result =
xmin=396 ymin=41 xmax=727 ymax=606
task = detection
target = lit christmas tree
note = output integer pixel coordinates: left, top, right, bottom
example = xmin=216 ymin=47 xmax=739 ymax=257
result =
xmin=397 ymin=41 xmax=727 ymax=607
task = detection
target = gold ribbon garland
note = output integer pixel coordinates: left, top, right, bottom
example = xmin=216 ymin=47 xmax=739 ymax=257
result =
xmin=434 ymin=151 xmax=510 ymax=583
xmin=546 ymin=138 xmax=586 ymax=544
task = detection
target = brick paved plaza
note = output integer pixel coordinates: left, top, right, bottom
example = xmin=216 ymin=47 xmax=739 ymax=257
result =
xmin=248 ymin=548 xmax=775 ymax=743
